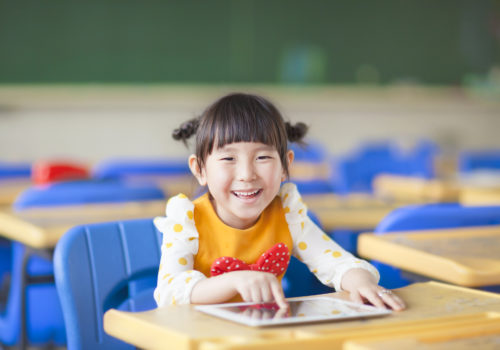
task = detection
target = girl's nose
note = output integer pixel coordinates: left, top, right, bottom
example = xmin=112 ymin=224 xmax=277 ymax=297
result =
xmin=237 ymin=161 xmax=256 ymax=181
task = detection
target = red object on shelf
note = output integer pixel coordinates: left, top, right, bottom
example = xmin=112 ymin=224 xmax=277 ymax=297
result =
xmin=32 ymin=161 xmax=90 ymax=185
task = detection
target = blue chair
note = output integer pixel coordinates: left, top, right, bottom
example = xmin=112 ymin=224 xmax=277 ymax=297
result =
xmin=93 ymin=158 xmax=196 ymax=198
xmin=1 ymin=180 xmax=165 ymax=348
xmin=93 ymin=158 xmax=191 ymax=179
xmin=0 ymin=162 xmax=31 ymax=180
xmin=373 ymin=204 xmax=500 ymax=289
xmin=459 ymin=150 xmax=500 ymax=172
xmin=333 ymin=142 xmax=408 ymax=194
xmin=290 ymin=179 xmax=335 ymax=196
xmin=13 ymin=179 xmax=165 ymax=210
xmin=289 ymin=140 xmax=328 ymax=164
xmin=404 ymin=140 xmax=439 ymax=179
xmin=334 ymin=140 xmax=440 ymax=194
xmin=54 ymin=218 xmax=161 ymax=350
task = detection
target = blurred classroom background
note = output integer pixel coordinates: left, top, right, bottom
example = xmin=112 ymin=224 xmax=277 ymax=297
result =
xmin=0 ymin=0 xmax=499 ymax=165
xmin=1 ymin=1 xmax=500 ymax=349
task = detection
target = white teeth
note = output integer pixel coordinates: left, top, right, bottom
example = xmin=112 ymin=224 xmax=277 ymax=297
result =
xmin=233 ymin=190 xmax=260 ymax=197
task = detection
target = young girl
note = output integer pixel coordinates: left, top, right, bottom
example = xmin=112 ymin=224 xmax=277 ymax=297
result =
xmin=154 ymin=93 xmax=405 ymax=311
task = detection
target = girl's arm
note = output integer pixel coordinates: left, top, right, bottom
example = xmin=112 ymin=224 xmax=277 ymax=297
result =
xmin=154 ymin=194 xmax=206 ymax=306
xmin=279 ymin=183 xmax=405 ymax=310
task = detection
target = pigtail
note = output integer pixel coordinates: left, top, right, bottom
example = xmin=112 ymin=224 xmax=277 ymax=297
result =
xmin=285 ymin=121 xmax=308 ymax=144
xmin=172 ymin=117 xmax=200 ymax=145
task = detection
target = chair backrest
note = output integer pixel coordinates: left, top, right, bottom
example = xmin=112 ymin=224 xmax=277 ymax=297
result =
xmin=334 ymin=141 xmax=439 ymax=194
xmin=93 ymin=158 xmax=191 ymax=179
xmin=13 ymin=180 xmax=165 ymax=210
xmin=54 ymin=218 xmax=162 ymax=350
xmin=334 ymin=142 xmax=406 ymax=193
xmin=375 ymin=203 xmax=500 ymax=233
xmin=289 ymin=140 xmax=328 ymax=164
xmin=459 ymin=150 xmax=500 ymax=172
xmin=290 ymin=179 xmax=335 ymax=195
xmin=0 ymin=161 xmax=31 ymax=179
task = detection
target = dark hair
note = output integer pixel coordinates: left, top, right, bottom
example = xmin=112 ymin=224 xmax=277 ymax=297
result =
xmin=172 ymin=93 xmax=308 ymax=177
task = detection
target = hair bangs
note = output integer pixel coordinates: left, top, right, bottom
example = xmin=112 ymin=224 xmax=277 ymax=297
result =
xmin=213 ymin=111 xmax=281 ymax=151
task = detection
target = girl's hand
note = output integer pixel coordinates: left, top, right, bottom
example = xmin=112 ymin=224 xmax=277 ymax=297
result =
xmin=190 ymin=270 xmax=288 ymax=308
xmin=230 ymin=271 xmax=288 ymax=309
xmin=340 ymin=268 xmax=406 ymax=311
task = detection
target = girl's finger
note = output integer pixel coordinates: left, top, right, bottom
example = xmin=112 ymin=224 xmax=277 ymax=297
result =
xmin=379 ymin=292 xmax=406 ymax=311
xmin=362 ymin=289 xmax=386 ymax=309
xmin=239 ymin=285 xmax=254 ymax=303
xmin=274 ymin=306 xmax=290 ymax=319
xmin=250 ymin=285 xmax=263 ymax=303
xmin=261 ymin=284 xmax=273 ymax=303
xmin=270 ymin=280 xmax=288 ymax=309
xmin=349 ymin=290 xmax=364 ymax=305
xmin=249 ymin=308 xmax=261 ymax=319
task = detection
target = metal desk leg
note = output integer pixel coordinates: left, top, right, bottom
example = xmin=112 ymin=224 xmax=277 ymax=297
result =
xmin=19 ymin=246 xmax=55 ymax=350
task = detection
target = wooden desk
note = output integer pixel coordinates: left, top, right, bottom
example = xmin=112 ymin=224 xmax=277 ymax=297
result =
xmin=373 ymin=173 xmax=500 ymax=206
xmin=290 ymin=161 xmax=330 ymax=181
xmin=313 ymin=207 xmax=395 ymax=231
xmin=0 ymin=178 xmax=31 ymax=206
xmin=358 ymin=225 xmax=500 ymax=287
xmin=103 ymin=282 xmax=500 ymax=350
xmin=372 ymin=175 xmax=460 ymax=203
xmin=460 ymin=187 xmax=500 ymax=206
xmin=304 ymin=193 xmax=401 ymax=231
xmin=344 ymin=329 xmax=500 ymax=350
xmin=0 ymin=200 xmax=165 ymax=249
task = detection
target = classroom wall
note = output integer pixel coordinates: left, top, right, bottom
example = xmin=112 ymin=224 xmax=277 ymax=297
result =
xmin=1 ymin=85 xmax=499 ymax=164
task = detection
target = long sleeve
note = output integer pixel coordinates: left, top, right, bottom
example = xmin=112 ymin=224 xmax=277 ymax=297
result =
xmin=153 ymin=194 xmax=206 ymax=306
xmin=279 ymin=183 xmax=380 ymax=291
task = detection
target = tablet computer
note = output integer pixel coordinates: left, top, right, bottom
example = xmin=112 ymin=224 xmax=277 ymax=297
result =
xmin=195 ymin=296 xmax=392 ymax=327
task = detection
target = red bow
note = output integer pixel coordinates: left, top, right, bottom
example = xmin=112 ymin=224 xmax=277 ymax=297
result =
xmin=210 ymin=243 xmax=290 ymax=277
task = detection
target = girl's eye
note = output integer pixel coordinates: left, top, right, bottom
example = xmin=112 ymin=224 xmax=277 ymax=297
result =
xmin=221 ymin=157 xmax=234 ymax=161
xmin=257 ymin=155 xmax=272 ymax=160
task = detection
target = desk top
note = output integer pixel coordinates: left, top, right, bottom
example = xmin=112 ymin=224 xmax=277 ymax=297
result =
xmin=372 ymin=175 xmax=460 ymax=203
xmin=373 ymin=174 xmax=500 ymax=206
xmin=0 ymin=200 xmax=165 ymax=249
xmin=344 ymin=331 xmax=500 ymax=350
xmin=0 ymin=178 xmax=31 ymax=206
xmin=304 ymin=193 xmax=402 ymax=231
xmin=358 ymin=225 xmax=500 ymax=287
xmin=459 ymin=187 xmax=500 ymax=206
xmin=103 ymin=282 xmax=500 ymax=350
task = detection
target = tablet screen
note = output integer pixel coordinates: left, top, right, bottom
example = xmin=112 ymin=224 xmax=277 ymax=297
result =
xmin=195 ymin=296 xmax=392 ymax=327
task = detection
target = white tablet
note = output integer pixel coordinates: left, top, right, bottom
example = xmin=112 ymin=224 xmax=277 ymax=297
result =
xmin=195 ymin=296 xmax=392 ymax=327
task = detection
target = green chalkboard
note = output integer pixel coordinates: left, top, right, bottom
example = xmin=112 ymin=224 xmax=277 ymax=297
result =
xmin=0 ymin=0 xmax=497 ymax=84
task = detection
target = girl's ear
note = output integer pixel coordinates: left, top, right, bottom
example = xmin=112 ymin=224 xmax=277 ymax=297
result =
xmin=282 ymin=150 xmax=294 ymax=181
xmin=188 ymin=154 xmax=207 ymax=186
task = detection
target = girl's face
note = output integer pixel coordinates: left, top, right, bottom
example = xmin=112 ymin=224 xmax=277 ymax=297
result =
xmin=190 ymin=142 xmax=293 ymax=230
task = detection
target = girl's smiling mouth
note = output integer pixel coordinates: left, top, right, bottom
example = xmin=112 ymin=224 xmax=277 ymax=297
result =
xmin=232 ymin=189 xmax=262 ymax=199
